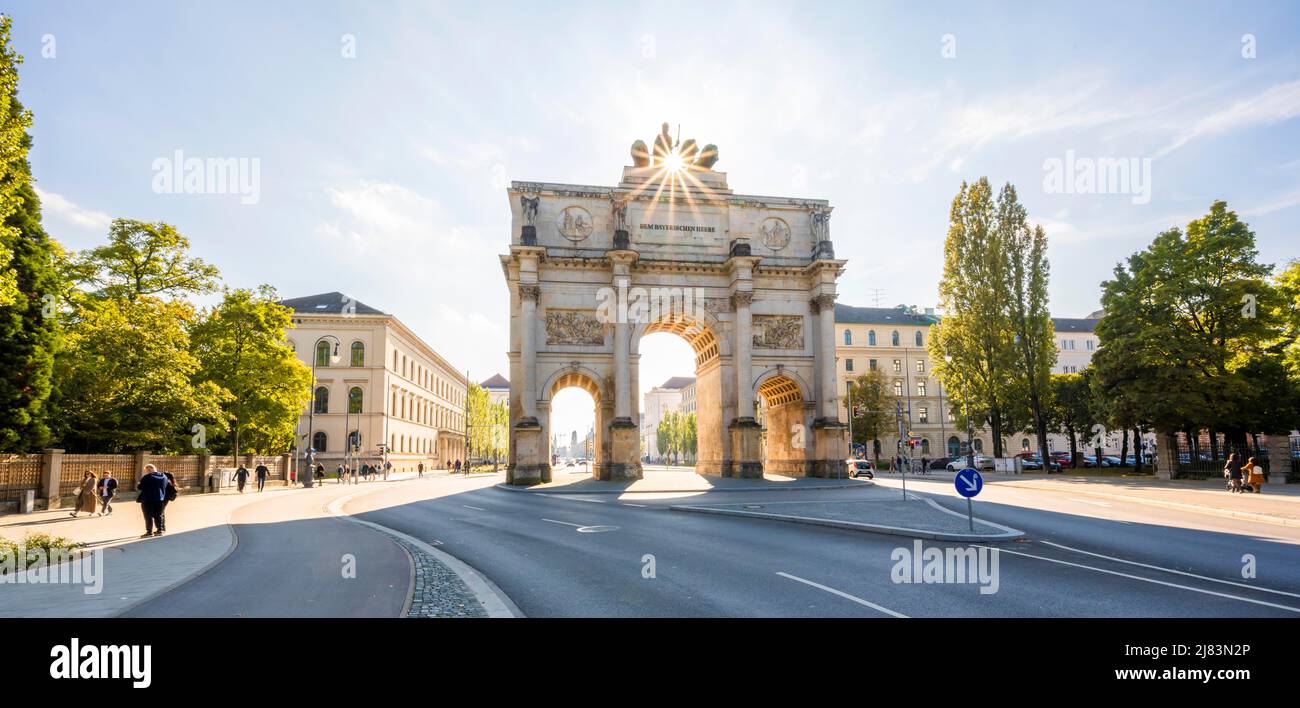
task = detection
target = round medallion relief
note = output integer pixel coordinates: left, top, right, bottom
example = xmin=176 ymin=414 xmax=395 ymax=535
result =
xmin=558 ymin=206 xmax=594 ymax=242
xmin=759 ymin=217 xmax=791 ymax=251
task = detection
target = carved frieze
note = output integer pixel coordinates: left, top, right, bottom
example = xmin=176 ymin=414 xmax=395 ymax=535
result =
xmin=546 ymin=310 xmax=605 ymax=345
xmin=752 ymin=315 xmax=804 ymax=349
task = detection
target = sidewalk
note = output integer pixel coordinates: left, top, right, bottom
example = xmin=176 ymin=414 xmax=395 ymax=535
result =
xmin=670 ymin=486 xmax=1023 ymax=541
xmin=0 ymin=475 xmax=420 ymax=617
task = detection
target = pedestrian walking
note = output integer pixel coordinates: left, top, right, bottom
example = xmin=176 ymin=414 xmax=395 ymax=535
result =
xmin=234 ymin=465 xmax=250 ymax=493
xmin=315 ymin=463 xmax=325 ymax=485
xmin=336 ymin=463 xmax=345 ymax=484
xmin=1244 ymin=456 xmax=1266 ymax=494
xmin=418 ymin=462 xmax=424 ymax=478
xmin=97 ymin=471 xmax=118 ymax=516
xmin=920 ymin=456 xmax=929 ymax=475
xmin=136 ymin=464 xmax=169 ymax=537
xmin=454 ymin=459 xmax=462 ymax=474
xmin=255 ymin=462 xmax=269 ymax=492
xmin=70 ymin=470 xmax=98 ymax=517
xmin=1224 ymin=453 xmax=1244 ymax=493
xmin=383 ymin=460 xmax=391 ymax=481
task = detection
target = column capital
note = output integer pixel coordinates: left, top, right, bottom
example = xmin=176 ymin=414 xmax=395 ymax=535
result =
xmin=731 ymin=291 xmax=754 ymax=309
xmin=810 ymin=293 xmax=836 ymax=313
xmin=519 ymin=284 xmax=541 ymax=302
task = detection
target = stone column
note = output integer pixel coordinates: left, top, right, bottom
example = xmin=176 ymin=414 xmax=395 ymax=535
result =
xmin=39 ymin=448 xmax=64 ymax=508
xmin=613 ymin=318 xmax=631 ymax=421
xmin=813 ymin=294 xmax=838 ymax=421
xmin=733 ymin=290 xmax=755 ymax=421
xmin=1155 ymin=430 xmax=1177 ymax=481
xmin=518 ymin=283 xmax=540 ymax=422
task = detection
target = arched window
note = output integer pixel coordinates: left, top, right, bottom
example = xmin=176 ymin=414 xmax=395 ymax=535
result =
xmin=915 ymin=331 xmax=923 ymax=347
xmin=313 ymin=386 xmax=329 ymax=414
xmin=843 ymin=329 xmax=852 ymax=345
xmin=1021 ymin=438 xmax=1031 ymax=451
xmin=891 ymin=330 xmax=900 ymax=346
xmin=287 ymin=339 xmax=297 ymax=354
xmin=347 ymin=430 xmax=360 ymax=451
xmin=921 ymin=439 xmax=931 ymax=455
xmin=348 ymin=387 xmax=363 ymax=414
xmin=315 ymin=341 xmax=333 ymax=367
xmin=312 ymin=431 xmax=327 ymax=453
xmin=350 ymin=341 xmax=365 ymax=367
xmin=868 ymin=330 xmax=877 ymax=346
xmin=973 ymin=439 xmax=984 ymax=453
xmin=948 ymin=436 xmax=960 ymax=457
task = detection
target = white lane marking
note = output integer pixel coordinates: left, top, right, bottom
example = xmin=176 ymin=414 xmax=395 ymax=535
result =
xmin=619 ymin=502 xmax=647 ymax=508
xmin=979 ymin=544 xmax=1300 ymax=614
xmin=1067 ymin=497 xmax=1112 ymax=508
xmin=775 ymin=572 xmax=909 ymax=618
xmin=541 ymin=518 xmax=585 ymax=527
xmin=461 ymin=505 xmax=486 ymax=511
xmin=552 ymin=495 xmax=607 ymax=504
xmin=1040 ymin=540 xmax=1300 ymax=599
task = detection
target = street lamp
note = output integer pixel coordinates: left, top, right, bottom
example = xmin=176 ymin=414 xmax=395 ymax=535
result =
xmin=305 ymin=335 xmax=342 ymax=488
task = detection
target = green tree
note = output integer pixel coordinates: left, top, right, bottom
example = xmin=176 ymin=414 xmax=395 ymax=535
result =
xmin=999 ymin=184 xmax=1057 ymax=460
xmin=683 ymin=412 xmax=697 ymax=461
xmin=846 ymin=370 xmax=898 ymax=459
xmin=0 ymin=15 xmax=33 ymax=307
xmin=467 ymin=384 xmax=508 ymax=466
xmin=1048 ymin=371 xmax=1099 ymax=467
xmin=72 ymin=219 xmax=219 ymax=302
xmin=52 ymin=297 xmax=227 ymax=452
xmin=657 ymin=411 xmax=682 ymax=464
xmin=0 ymin=62 xmax=61 ymax=451
xmin=1093 ymin=201 xmax=1282 ymax=446
xmin=190 ymin=286 xmax=311 ymax=458
xmin=931 ymin=178 xmax=1024 ymax=457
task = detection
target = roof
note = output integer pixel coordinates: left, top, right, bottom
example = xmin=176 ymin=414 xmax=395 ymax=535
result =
xmin=1052 ymin=318 xmax=1100 ymax=333
xmin=834 ymin=304 xmax=939 ymax=326
xmin=480 ymin=373 xmax=510 ymax=389
xmin=659 ymin=376 xmax=696 ymax=390
xmin=279 ymin=292 xmax=388 ymax=316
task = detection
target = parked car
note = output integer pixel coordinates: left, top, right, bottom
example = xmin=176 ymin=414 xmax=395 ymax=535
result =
xmin=1101 ymin=455 xmax=1123 ymax=467
xmin=1017 ymin=453 xmax=1062 ymax=472
xmin=1049 ymin=451 xmax=1076 ymax=468
xmin=947 ymin=455 xmax=994 ymax=472
xmin=927 ymin=457 xmax=953 ymax=470
xmin=847 ymin=459 xmax=874 ymax=479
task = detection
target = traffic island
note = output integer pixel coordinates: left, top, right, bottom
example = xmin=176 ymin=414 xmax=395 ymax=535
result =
xmin=668 ymin=498 xmax=1024 ymax=542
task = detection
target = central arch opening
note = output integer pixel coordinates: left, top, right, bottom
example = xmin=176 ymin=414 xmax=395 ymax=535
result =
xmin=545 ymin=371 xmax=602 ymax=478
xmin=635 ymin=312 xmax=725 ymax=477
xmin=756 ymin=373 xmax=810 ymax=476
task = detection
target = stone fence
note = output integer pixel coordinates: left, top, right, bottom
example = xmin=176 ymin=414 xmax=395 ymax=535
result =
xmin=0 ymin=449 xmax=292 ymax=513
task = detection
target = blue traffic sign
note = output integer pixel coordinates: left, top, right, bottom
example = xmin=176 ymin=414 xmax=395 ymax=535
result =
xmin=955 ymin=468 xmax=983 ymax=498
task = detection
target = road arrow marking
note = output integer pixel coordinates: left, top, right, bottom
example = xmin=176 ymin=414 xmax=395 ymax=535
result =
xmin=541 ymin=518 xmax=584 ymax=527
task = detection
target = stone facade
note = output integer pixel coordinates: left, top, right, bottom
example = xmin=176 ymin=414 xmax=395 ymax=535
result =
xmin=501 ymin=133 xmax=847 ymax=484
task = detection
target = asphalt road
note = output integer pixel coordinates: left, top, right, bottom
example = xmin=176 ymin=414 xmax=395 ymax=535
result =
xmin=133 ymin=467 xmax=1300 ymax=617
xmin=343 ymin=468 xmax=1300 ymax=618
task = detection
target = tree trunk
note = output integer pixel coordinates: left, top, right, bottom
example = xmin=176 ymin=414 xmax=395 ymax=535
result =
xmin=1068 ymin=426 xmax=1078 ymax=468
xmin=1133 ymin=427 xmax=1143 ymax=469
xmin=1119 ymin=429 xmax=1129 ymax=470
xmin=990 ymin=410 xmax=1004 ymax=458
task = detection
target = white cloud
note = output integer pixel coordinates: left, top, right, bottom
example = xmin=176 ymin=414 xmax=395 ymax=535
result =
xmin=1157 ymin=79 xmax=1300 ymax=158
xmin=34 ymin=187 xmax=112 ymax=231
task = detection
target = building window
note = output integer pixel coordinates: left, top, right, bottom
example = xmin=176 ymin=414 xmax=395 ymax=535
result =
xmin=918 ymin=406 xmax=929 ymax=423
xmin=869 ymin=359 xmax=877 ymax=371
xmin=948 ymin=436 xmax=961 ymax=456
xmin=313 ymin=386 xmax=329 ymax=414
xmin=845 ymin=359 xmax=854 ymax=372
xmin=843 ymin=329 xmax=852 ymax=345
xmin=868 ymin=330 xmax=877 ymax=346
xmin=893 ymin=359 xmax=902 ymax=373
xmin=347 ymin=430 xmax=360 ymax=451
xmin=915 ymin=331 xmax=923 ymax=347
xmin=1021 ymin=438 xmax=1031 ymax=451
xmin=315 ymin=341 xmax=333 ymax=367
xmin=348 ymin=387 xmax=363 ymax=414
xmin=1086 ymin=340 xmax=1095 ymax=351
xmin=350 ymin=342 xmax=365 ymax=367
xmin=312 ymin=431 xmax=327 ymax=453
xmin=921 ymin=438 xmax=931 ymax=454
xmin=916 ymin=359 xmax=925 ymax=373
xmin=917 ymin=381 xmax=927 ymax=397
xmin=974 ymin=439 xmax=984 ymax=453
xmin=893 ymin=381 xmax=902 ymax=396
xmin=891 ymin=330 xmax=900 ymax=346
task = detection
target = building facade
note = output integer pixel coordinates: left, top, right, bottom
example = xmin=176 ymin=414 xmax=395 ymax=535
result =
xmin=282 ymin=292 xmax=467 ymax=473
xmin=641 ymin=376 xmax=694 ymax=460
xmin=834 ymin=304 xmax=1141 ymax=459
xmin=481 ymin=373 xmax=511 ymax=406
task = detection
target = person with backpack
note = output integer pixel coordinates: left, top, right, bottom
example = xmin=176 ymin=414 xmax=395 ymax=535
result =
xmin=1244 ymin=456 xmax=1266 ymax=494
xmin=136 ymin=464 xmax=170 ymax=537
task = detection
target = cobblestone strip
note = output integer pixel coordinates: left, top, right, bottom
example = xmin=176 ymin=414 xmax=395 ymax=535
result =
xmin=384 ymin=534 xmax=488 ymax=618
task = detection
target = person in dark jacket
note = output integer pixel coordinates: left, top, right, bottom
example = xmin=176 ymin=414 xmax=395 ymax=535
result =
xmin=1224 ymin=453 xmax=1243 ymax=493
xmin=136 ymin=464 xmax=169 ymax=537
xmin=97 ymin=471 xmax=118 ymax=516
xmin=255 ymin=462 xmax=269 ymax=492
xmin=233 ymin=465 xmax=249 ymax=493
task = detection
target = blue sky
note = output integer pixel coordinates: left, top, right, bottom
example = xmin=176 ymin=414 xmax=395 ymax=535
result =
xmin=7 ymin=1 xmax=1300 ymax=437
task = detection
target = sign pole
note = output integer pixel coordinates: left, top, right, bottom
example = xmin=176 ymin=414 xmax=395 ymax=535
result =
xmin=967 ymin=496 xmax=974 ymax=532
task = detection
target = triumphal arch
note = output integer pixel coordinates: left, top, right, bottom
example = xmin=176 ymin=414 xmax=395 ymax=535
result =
xmin=501 ymin=124 xmax=847 ymax=485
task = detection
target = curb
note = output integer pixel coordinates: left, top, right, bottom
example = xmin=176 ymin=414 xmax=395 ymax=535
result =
xmin=327 ymin=493 xmax=522 ymax=618
xmin=493 ymin=480 xmax=872 ymax=495
xmin=667 ymin=501 xmax=1025 ymax=541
